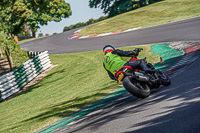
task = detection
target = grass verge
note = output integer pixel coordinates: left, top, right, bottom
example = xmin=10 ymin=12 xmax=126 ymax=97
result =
xmin=79 ymin=0 xmax=200 ymax=35
xmin=18 ymin=36 xmax=48 ymax=44
xmin=18 ymin=38 xmax=37 ymax=44
xmin=0 ymin=45 xmax=160 ymax=133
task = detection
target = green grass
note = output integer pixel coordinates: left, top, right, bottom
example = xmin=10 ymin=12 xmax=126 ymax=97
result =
xmin=0 ymin=45 xmax=160 ymax=133
xmin=79 ymin=0 xmax=200 ymax=35
xmin=2 ymin=0 xmax=198 ymax=131
xmin=18 ymin=38 xmax=37 ymax=44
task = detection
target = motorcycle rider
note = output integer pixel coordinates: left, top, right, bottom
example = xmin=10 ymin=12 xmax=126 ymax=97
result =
xmin=103 ymin=45 xmax=154 ymax=80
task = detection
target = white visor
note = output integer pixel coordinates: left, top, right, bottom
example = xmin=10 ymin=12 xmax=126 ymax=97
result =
xmin=104 ymin=46 xmax=114 ymax=53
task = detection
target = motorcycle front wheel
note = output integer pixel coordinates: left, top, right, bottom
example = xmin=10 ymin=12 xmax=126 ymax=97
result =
xmin=123 ymin=76 xmax=150 ymax=98
xmin=157 ymin=70 xmax=171 ymax=86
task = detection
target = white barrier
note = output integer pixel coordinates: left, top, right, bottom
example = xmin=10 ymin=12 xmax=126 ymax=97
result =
xmin=0 ymin=51 xmax=51 ymax=101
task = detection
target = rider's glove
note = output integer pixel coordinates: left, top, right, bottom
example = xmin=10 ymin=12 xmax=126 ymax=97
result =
xmin=134 ymin=48 xmax=143 ymax=56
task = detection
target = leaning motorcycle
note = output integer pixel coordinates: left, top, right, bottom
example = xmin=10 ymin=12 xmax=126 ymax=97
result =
xmin=115 ymin=58 xmax=170 ymax=98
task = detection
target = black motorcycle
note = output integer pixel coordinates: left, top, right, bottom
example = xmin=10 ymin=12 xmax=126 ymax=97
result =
xmin=115 ymin=58 xmax=170 ymax=98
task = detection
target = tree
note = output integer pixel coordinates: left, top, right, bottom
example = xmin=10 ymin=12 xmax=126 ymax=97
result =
xmin=0 ymin=0 xmax=13 ymax=7
xmin=0 ymin=0 xmax=72 ymax=37
xmin=63 ymin=16 xmax=108 ymax=32
xmin=89 ymin=0 xmax=162 ymax=17
xmin=38 ymin=33 xmax=44 ymax=38
xmin=87 ymin=18 xmax=95 ymax=25
xmin=0 ymin=32 xmax=15 ymax=70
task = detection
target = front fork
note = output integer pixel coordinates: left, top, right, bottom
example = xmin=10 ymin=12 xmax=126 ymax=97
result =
xmin=151 ymin=70 xmax=162 ymax=88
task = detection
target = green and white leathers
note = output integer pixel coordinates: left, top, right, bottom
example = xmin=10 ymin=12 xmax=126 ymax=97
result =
xmin=104 ymin=52 xmax=126 ymax=75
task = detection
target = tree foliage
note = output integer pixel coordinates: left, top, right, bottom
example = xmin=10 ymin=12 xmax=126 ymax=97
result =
xmin=38 ymin=33 xmax=44 ymax=38
xmin=0 ymin=31 xmax=29 ymax=69
xmin=0 ymin=32 xmax=18 ymax=69
xmin=89 ymin=0 xmax=163 ymax=17
xmin=0 ymin=0 xmax=72 ymax=37
xmin=63 ymin=16 xmax=108 ymax=32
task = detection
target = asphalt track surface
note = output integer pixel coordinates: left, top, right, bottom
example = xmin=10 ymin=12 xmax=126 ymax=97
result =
xmin=21 ymin=16 xmax=200 ymax=54
xmin=23 ymin=16 xmax=200 ymax=133
xmin=53 ymin=51 xmax=200 ymax=133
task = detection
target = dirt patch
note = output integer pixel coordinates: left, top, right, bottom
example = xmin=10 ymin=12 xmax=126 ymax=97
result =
xmin=21 ymin=65 xmax=56 ymax=91
xmin=0 ymin=58 xmax=10 ymax=76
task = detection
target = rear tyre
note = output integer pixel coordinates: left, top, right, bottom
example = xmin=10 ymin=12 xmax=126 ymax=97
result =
xmin=157 ymin=70 xmax=171 ymax=86
xmin=123 ymin=76 xmax=150 ymax=98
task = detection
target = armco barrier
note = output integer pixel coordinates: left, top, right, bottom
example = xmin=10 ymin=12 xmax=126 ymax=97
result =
xmin=0 ymin=51 xmax=51 ymax=101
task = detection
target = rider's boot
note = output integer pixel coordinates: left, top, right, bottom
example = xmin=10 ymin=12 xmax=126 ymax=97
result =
xmin=147 ymin=63 xmax=155 ymax=70
xmin=140 ymin=60 xmax=155 ymax=73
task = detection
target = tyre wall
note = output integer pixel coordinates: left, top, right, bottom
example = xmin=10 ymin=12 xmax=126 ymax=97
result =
xmin=0 ymin=51 xmax=51 ymax=101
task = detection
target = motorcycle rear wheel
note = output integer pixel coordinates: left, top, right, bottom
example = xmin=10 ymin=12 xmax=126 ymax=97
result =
xmin=123 ymin=76 xmax=150 ymax=98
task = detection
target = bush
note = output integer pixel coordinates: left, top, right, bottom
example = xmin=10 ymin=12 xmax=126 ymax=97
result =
xmin=0 ymin=32 xmax=29 ymax=69
xmin=38 ymin=33 xmax=44 ymax=37
xmin=11 ymin=44 xmax=29 ymax=68
xmin=63 ymin=16 xmax=108 ymax=32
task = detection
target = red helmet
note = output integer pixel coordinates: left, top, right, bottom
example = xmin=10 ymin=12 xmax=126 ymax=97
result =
xmin=103 ymin=45 xmax=115 ymax=55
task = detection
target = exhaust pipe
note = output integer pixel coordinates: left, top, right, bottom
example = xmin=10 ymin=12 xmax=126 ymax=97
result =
xmin=134 ymin=72 xmax=150 ymax=82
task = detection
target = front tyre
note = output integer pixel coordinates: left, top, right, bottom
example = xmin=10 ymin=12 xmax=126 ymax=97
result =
xmin=123 ymin=76 xmax=150 ymax=98
xmin=157 ymin=70 xmax=171 ymax=86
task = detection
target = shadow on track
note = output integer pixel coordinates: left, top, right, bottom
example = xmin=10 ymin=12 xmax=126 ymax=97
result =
xmin=60 ymin=52 xmax=200 ymax=133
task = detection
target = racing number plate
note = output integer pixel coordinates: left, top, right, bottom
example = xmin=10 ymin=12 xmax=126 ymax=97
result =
xmin=118 ymin=73 xmax=124 ymax=83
